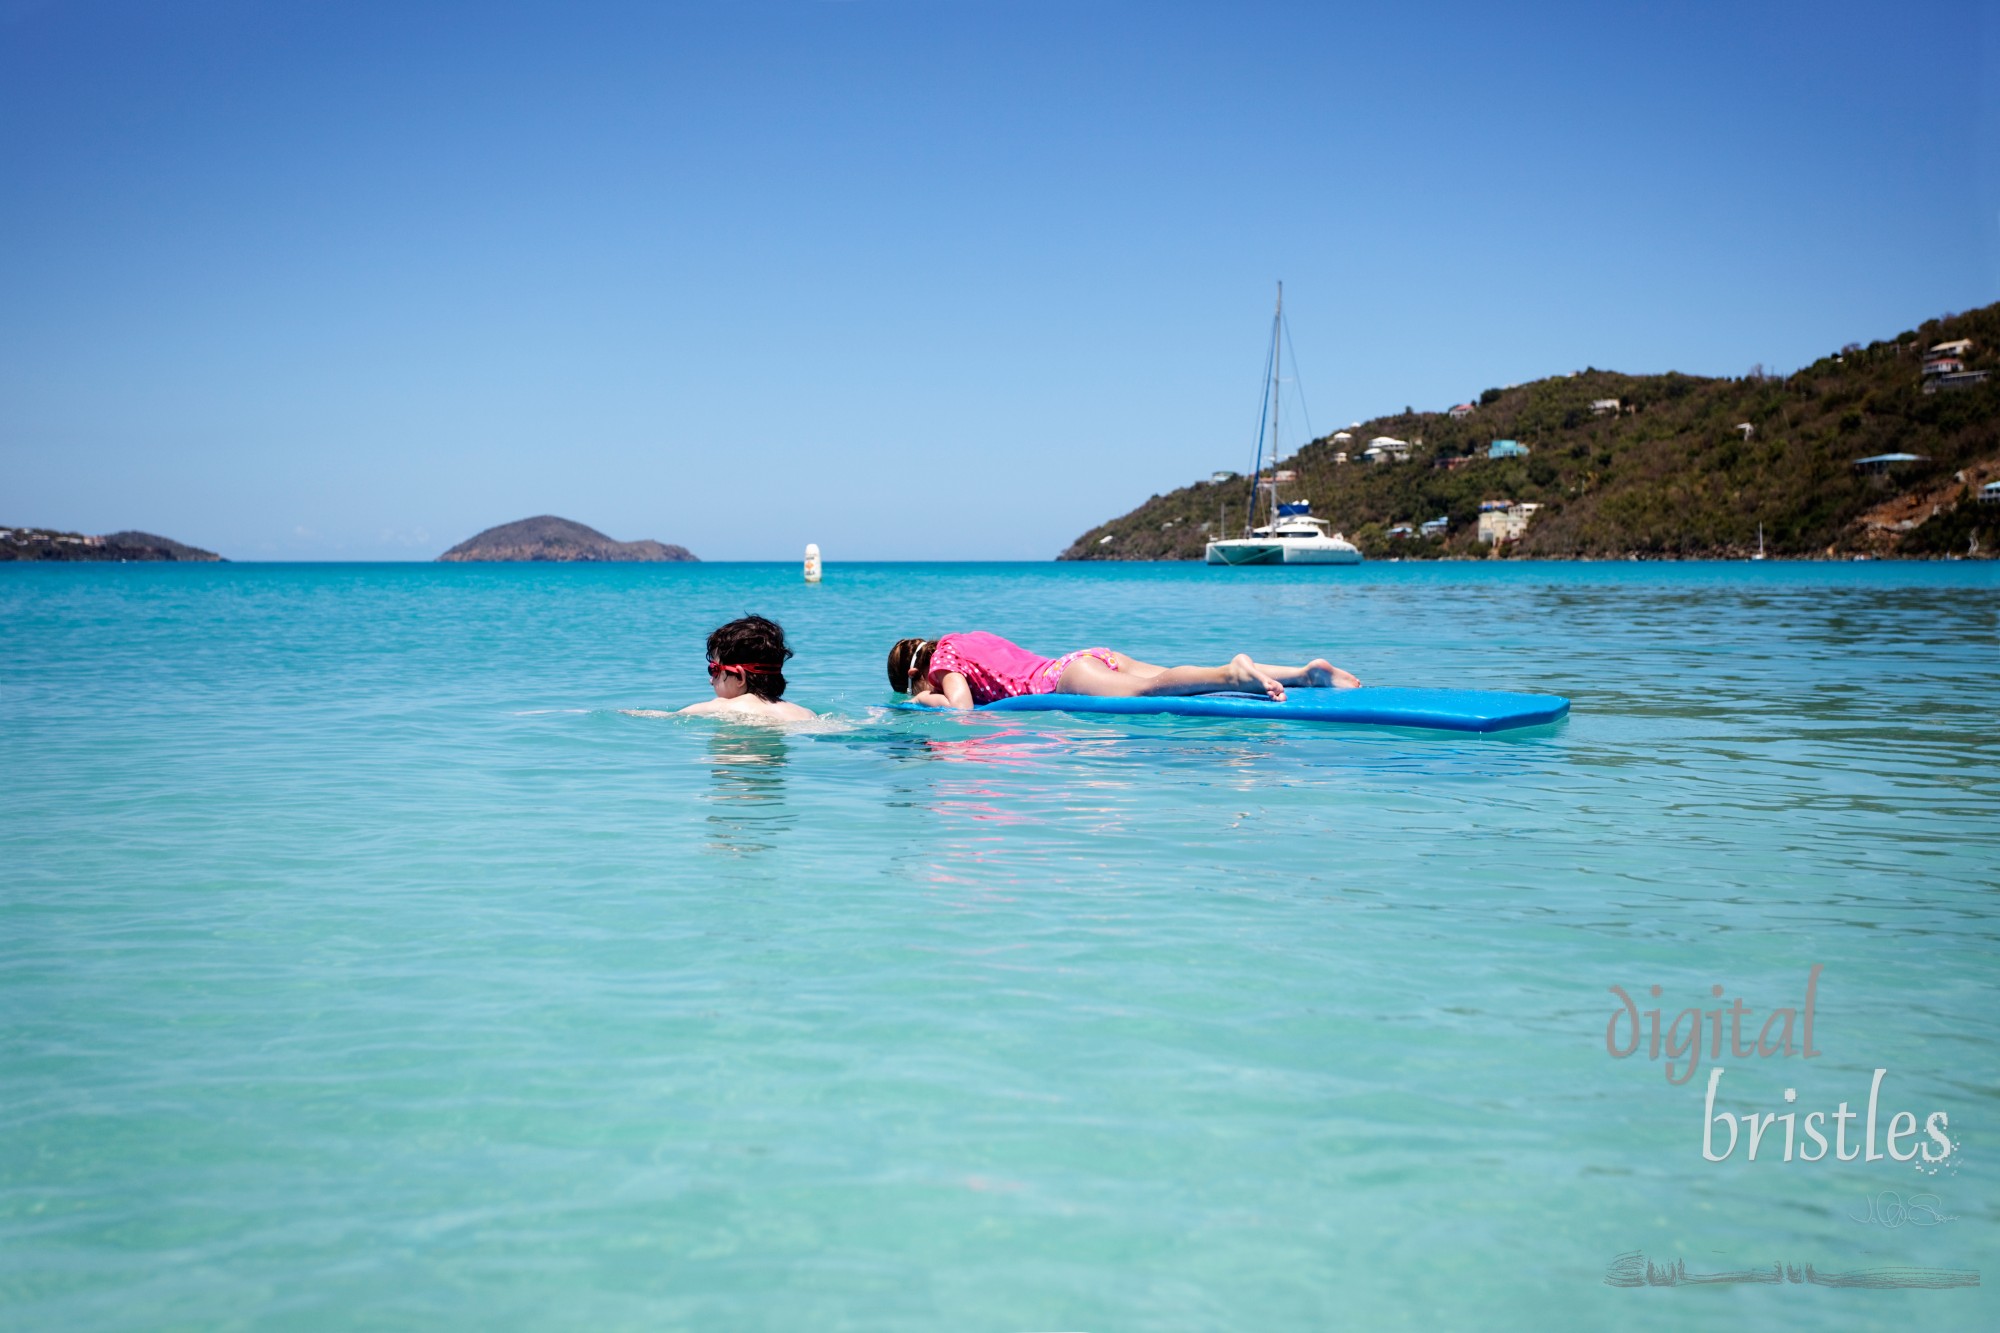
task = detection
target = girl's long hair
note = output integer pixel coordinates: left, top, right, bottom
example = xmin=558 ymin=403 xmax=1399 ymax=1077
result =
xmin=886 ymin=637 xmax=935 ymax=693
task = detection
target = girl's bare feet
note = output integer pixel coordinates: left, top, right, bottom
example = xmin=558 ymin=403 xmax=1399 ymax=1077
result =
xmin=1228 ymin=653 xmax=1287 ymax=701
xmin=1305 ymin=658 xmax=1363 ymax=689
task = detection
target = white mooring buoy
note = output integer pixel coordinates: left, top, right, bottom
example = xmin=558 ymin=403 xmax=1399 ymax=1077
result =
xmin=803 ymin=543 xmax=822 ymax=583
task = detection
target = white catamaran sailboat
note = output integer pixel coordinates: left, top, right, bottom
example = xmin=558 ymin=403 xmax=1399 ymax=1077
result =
xmin=1205 ymin=284 xmax=1363 ymax=567
xmin=1206 ymin=499 xmax=1361 ymax=565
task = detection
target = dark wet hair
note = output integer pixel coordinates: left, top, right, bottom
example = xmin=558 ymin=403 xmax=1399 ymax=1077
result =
xmin=708 ymin=615 xmax=793 ymax=701
xmin=886 ymin=637 xmax=935 ymax=693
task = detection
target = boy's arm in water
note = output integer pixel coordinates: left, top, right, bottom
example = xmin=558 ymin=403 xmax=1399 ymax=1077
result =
xmin=912 ymin=671 xmax=974 ymax=710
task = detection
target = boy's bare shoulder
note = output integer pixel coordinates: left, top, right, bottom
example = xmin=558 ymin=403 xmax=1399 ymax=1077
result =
xmin=677 ymin=696 xmax=815 ymax=722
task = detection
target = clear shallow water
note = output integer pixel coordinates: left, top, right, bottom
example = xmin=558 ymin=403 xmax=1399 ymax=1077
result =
xmin=3 ymin=560 xmax=1996 ymax=1330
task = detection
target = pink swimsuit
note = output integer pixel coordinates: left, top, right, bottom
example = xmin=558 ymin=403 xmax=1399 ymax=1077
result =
xmin=926 ymin=632 xmax=1119 ymax=704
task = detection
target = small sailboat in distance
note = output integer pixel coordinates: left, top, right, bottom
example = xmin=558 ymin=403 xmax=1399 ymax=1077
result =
xmin=1206 ymin=284 xmax=1362 ymax=566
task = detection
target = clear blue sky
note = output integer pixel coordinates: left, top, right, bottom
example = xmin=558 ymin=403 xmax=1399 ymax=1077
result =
xmin=3 ymin=0 xmax=1993 ymax=560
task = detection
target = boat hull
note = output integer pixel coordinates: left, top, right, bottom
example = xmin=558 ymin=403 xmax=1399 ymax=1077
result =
xmin=1207 ymin=539 xmax=1361 ymax=565
xmin=1282 ymin=543 xmax=1363 ymax=565
xmin=1205 ymin=541 xmax=1284 ymax=565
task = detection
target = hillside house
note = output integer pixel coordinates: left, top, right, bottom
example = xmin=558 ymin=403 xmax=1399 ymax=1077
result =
xmin=1852 ymin=453 xmax=1929 ymax=475
xmin=1209 ymin=470 xmax=1238 ymax=484
xmin=1387 ymin=523 xmax=1415 ymax=539
xmin=1930 ymin=339 xmax=1973 ymax=357
xmin=1476 ymin=500 xmax=1541 ymax=544
xmin=1924 ymin=370 xmax=1988 ymax=394
xmin=1363 ymin=437 xmax=1412 ymax=465
xmin=1590 ymin=398 xmax=1621 ymax=415
xmin=1448 ymin=403 xmax=1475 ymax=419
xmin=1419 ymin=516 xmax=1449 ymax=538
xmin=1980 ymin=480 xmax=2000 ymax=505
xmin=1922 ymin=355 xmax=1963 ymax=376
xmin=1487 ymin=439 xmax=1529 ymax=459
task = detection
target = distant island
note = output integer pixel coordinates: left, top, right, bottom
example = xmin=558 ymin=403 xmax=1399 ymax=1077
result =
xmin=1 ymin=526 xmax=223 ymax=562
xmin=1063 ymin=302 xmax=1998 ymax=560
xmin=438 ymin=515 xmax=697 ymax=563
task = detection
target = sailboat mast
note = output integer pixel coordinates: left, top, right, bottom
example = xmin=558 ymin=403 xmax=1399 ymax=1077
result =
xmin=1270 ymin=282 xmax=1282 ymax=530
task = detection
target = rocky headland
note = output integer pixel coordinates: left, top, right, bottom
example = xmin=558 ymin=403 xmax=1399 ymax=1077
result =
xmin=438 ymin=515 xmax=697 ymax=563
xmin=1 ymin=526 xmax=224 ymax=561
xmin=1062 ymin=302 xmax=1999 ymax=561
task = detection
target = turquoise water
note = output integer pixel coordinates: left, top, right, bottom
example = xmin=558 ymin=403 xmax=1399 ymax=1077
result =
xmin=3 ymin=560 xmax=1995 ymax=1330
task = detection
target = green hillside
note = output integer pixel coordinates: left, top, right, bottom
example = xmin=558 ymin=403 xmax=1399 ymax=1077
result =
xmin=1060 ymin=303 xmax=2000 ymax=560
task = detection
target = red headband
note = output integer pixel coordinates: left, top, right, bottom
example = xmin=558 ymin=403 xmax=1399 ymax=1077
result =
xmin=708 ymin=662 xmax=778 ymax=677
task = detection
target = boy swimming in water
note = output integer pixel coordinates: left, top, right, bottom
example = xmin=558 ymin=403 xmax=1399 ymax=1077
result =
xmin=678 ymin=615 xmax=816 ymax=721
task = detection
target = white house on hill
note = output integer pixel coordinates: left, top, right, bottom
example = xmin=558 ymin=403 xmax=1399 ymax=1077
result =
xmin=1476 ymin=500 xmax=1541 ymax=544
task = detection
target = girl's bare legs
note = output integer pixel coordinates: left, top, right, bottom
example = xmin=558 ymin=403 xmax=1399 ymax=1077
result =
xmin=1250 ymin=659 xmax=1362 ymax=689
xmin=1106 ymin=652 xmax=1167 ymax=678
xmin=1097 ymin=652 xmax=1361 ymax=694
xmin=1062 ymin=654 xmax=1308 ymax=701
xmin=1061 ymin=654 xmax=1363 ymax=700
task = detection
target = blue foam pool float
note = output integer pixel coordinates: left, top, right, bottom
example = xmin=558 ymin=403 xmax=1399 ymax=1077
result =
xmin=899 ymin=686 xmax=1569 ymax=733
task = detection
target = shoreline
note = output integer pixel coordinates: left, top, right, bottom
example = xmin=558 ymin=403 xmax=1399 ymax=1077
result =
xmin=1061 ymin=550 xmax=1996 ymax=563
